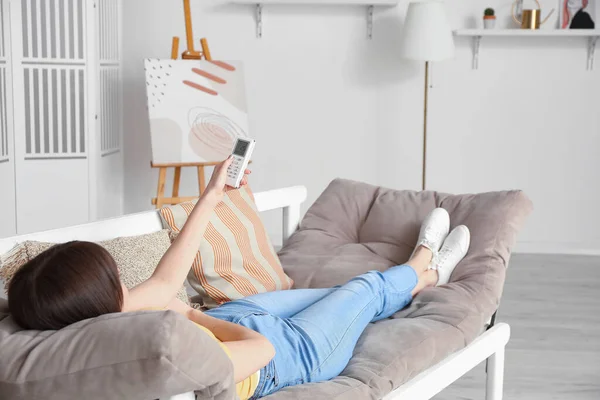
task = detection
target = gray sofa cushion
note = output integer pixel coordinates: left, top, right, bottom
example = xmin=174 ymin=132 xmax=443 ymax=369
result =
xmin=0 ymin=299 xmax=236 ymax=400
xmin=272 ymin=178 xmax=532 ymax=399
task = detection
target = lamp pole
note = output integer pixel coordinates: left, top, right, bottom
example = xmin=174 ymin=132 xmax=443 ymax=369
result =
xmin=399 ymin=1 xmax=454 ymax=191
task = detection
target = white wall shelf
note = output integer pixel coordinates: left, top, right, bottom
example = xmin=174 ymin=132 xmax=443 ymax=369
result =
xmin=454 ymin=29 xmax=600 ymax=70
xmin=230 ymin=0 xmax=399 ymax=39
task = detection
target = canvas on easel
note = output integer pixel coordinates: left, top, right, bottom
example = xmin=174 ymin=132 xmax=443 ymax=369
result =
xmin=145 ymin=59 xmax=251 ymax=164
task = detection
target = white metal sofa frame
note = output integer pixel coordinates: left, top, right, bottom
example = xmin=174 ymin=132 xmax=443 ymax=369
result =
xmin=0 ymin=186 xmax=509 ymax=400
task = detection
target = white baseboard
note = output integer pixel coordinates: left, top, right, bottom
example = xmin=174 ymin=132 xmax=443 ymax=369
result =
xmin=514 ymin=242 xmax=600 ymax=256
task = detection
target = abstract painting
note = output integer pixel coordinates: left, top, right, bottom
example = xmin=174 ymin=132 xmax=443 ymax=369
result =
xmin=145 ymin=59 xmax=250 ymax=163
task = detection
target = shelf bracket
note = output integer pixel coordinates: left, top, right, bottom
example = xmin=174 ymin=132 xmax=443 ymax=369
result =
xmin=256 ymin=3 xmax=263 ymax=39
xmin=367 ymin=5 xmax=374 ymax=40
xmin=588 ymin=36 xmax=598 ymax=71
xmin=249 ymin=3 xmax=381 ymax=40
xmin=472 ymin=35 xmax=482 ymax=70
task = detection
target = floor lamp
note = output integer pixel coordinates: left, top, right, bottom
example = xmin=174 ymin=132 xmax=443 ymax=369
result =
xmin=400 ymin=1 xmax=455 ymax=191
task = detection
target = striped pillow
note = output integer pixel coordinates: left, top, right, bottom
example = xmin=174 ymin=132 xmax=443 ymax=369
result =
xmin=159 ymin=186 xmax=293 ymax=308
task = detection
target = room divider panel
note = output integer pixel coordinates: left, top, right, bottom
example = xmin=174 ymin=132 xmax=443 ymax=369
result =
xmin=0 ymin=0 xmax=123 ymax=237
xmin=0 ymin=0 xmax=16 ymax=238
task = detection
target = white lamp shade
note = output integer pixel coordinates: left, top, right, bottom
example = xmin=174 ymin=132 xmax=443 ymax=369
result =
xmin=400 ymin=1 xmax=455 ymax=62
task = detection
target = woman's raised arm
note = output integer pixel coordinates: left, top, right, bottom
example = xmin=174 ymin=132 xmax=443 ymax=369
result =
xmin=125 ymin=157 xmax=250 ymax=311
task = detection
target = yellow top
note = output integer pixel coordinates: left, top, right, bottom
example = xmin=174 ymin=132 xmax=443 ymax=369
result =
xmin=141 ymin=308 xmax=259 ymax=399
xmin=194 ymin=323 xmax=260 ymax=400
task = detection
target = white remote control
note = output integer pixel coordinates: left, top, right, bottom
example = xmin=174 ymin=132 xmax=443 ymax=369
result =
xmin=226 ymin=138 xmax=255 ymax=188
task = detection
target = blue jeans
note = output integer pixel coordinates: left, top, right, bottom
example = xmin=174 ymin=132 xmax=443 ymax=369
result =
xmin=205 ymin=264 xmax=418 ymax=399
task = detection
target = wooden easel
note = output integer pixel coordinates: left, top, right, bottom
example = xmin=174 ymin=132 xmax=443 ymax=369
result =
xmin=151 ymin=161 xmax=220 ymax=208
xmin=151 ymin=0 xmax=215 ymax=209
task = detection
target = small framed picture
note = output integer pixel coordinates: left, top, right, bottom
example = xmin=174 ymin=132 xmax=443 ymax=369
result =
xmin=559 ymin=0 xmax=597 ymax=29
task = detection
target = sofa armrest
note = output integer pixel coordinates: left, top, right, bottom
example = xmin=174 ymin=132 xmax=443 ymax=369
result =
xmin=383 ymin=323 xmax=511 ymax=400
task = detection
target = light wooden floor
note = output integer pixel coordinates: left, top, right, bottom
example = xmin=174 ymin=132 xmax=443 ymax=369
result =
xmin=435 ymin=254 xmax=600 ymax=400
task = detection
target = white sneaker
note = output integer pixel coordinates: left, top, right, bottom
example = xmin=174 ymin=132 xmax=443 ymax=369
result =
xmin=433 ymin=225 xmax=470 ymax=286
xmin=411 ymin=208 xmax=450 ymax=259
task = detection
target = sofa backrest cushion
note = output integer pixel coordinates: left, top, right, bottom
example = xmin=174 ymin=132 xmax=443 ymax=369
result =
xmin=279 ymin=178 xmax=533 ymax=339
xmin=160 ymin=186 xmax=293 ymax=308
xmin=0 ymin=230 xmax=189 ymax=304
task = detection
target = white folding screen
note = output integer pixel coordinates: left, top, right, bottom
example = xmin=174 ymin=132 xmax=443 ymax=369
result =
xmin=0 ymin=0 xmax=10 ymax=162
xmin=0 ymin=67 xmax=7 ymax=161
xmin=2 ymin=0 xmax=123 ymax=236
xmin=0 ymin=0 xmax=16 ymax=238
xmin=19 ymin=0 xmax=87 ymax=159
xmin=99 ymin=0 xmax=120 ymax=155
xmin=96 ymin=0 xmax=123 ymax=220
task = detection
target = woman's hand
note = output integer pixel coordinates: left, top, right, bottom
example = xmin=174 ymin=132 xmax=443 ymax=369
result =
xmin=205 ymin=156 xmax=252 ymax=203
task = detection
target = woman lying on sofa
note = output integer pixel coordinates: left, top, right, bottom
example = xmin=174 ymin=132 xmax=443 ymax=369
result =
xmin=8 ymin=158 xmax=471 ymax=400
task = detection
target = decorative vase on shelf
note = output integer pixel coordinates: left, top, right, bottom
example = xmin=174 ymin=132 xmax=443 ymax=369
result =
xmin=483 ymin=7 xmax=496 ymax=29
xmin=511 ymin=0 xmax=554 ymax=30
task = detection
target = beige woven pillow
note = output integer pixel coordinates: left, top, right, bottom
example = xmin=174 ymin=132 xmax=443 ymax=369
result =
xmin=160 ymin=186 xmax=293 ymax=308
xmin=0 ymin=230 xmax=189 ymax=304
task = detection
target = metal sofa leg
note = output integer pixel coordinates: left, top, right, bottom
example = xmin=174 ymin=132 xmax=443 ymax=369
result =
xmin=485 ymin=347 xmax=505 ymax=400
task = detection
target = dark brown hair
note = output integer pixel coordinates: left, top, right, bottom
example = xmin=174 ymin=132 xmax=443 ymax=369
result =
xmin=8 ymin=241 xmax=123 ymax=330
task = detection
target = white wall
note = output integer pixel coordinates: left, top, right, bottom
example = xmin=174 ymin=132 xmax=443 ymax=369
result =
xmin=431 ymin=0 xmax=600 ymax=254
xmin=122 ymin=0 xmax=600 ymax=254
xmin=122 ymin=0 xmax=423 ymax=243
